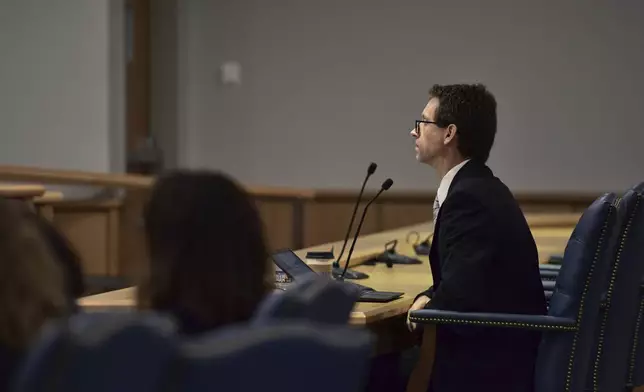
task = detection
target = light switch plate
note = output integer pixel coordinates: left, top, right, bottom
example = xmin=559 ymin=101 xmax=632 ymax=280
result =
xmin=221 ymin=61 xmax=242 ymax=84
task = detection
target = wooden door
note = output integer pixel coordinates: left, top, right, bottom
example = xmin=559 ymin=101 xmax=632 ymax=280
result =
xmin=125 ymin=0 xmax=151 ymax=168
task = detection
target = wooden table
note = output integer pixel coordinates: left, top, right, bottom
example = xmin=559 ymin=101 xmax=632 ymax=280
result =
xmin=34 ymin=190 xmax=64 ymax=221
xmin=79 ymin=213 xmax=578 ymax=352
xmin=0 ymin=184 xmax=46 ymax=200
xmin=0 ymin=185 xmax=64 ymax=222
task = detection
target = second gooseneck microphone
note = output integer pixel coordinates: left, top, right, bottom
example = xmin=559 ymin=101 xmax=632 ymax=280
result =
xmin=340 ymin=178 xmax=394 ymax=279
xmin=332 ymin=163 xmax=377 ymax=279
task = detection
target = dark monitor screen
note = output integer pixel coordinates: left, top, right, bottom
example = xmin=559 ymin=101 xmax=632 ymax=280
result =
xmin=271 ymin=249 xmax=316 ymax=281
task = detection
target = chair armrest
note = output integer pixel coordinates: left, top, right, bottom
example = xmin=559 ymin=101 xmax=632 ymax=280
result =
xmin=547 ymin=254 xmax=564 ymax=264
xmin=539 ymin=264 xmax=562 ymax=271
xmin=542 ymin=280 xmax=556 ymax=292
xmin=540 ymin=270 xmax=559 ymax=281
xmin=409 ymin=309 xmax=576 ymax=332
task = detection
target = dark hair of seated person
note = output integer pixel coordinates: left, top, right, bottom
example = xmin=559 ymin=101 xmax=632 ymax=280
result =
xmin=23 ymin=211 xmax=85 ymax=304
xmin=0 ymin=198 xmax=69 ymax=390
xmin=138 ymin=170 xmax=271 ymax=335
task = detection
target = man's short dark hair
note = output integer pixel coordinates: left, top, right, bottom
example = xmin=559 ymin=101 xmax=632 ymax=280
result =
xmin=429 ymin=83 xmax=497 ymax=162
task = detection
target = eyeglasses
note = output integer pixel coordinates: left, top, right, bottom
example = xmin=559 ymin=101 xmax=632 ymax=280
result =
xmin=414 ymin=120 xmax=438 ymax=134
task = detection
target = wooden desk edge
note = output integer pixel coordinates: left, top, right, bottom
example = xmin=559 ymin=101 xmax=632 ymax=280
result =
xmin=79 ymin=217 xmax=575 ymax=323
xmin=34 ymin=191 xmax=64 ymax=204
xmin=0 ymin=184 xmax=46 ymax=199
xmin=80 ymin=290 xmax=412 ymax=325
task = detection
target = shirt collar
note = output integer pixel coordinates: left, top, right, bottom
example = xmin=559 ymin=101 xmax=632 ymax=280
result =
xmin=436 ymin=159 xmax=470 ymax=206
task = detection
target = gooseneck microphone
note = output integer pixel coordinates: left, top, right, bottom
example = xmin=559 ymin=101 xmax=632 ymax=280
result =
xmin=332 ymin=163 xmax=377 ymax=280
xmin=340 ymin=178 xmax=394 ymax=279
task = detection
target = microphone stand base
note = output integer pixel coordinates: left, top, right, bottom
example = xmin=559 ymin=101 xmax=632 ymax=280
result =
xmin=332 ymin=266 xmax=369 ymax=280
xmin=414 ymin=242 xmax=430 ymax=255
xmin=364 ymin=252 xmax=423 ymax=267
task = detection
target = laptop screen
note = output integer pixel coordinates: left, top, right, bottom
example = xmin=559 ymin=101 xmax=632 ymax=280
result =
xmin=271 ymin=249 xmax=316 ymax=281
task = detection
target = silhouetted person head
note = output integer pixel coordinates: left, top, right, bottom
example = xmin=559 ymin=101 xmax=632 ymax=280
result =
xmin=139 ymin=170 xmax=271 ymax=334
xmin=25 ymin=212 xmax=85 ymax=303
xmin=0 ymin=198 xmax=68 ymax=349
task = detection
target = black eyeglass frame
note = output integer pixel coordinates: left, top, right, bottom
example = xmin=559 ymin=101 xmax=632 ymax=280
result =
xmin=414 ymin=120 xmax=439 ymax=134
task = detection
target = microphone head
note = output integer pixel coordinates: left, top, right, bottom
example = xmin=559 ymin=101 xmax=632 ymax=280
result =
xmin=367 ymin=162 xmax=377 ymax=175
xmin=381 ymin=178 xmax=394 ymax=190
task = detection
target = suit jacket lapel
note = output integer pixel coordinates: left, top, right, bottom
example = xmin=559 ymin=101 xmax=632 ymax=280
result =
xmin=429 ymin=160 xmax=492 ymax=285
xmin=429 ymin=216 xmax=441 ymax=283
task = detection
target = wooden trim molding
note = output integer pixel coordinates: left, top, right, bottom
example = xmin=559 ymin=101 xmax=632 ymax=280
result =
xmin=0 ymin=165 xmax=153 ymax=189
xmin=0 ymin=165 xmax=314 ymax=198
xmin=309 ymin=188 xmax=604 ymax=205
xmin=0 ymin=184 xmax=46 ymax=199
xmin=0 ymin=165 xmax=606 ymax=207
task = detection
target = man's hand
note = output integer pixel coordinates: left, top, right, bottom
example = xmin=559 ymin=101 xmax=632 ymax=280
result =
xmin=407 ymin=295 xmax=430 ymax=331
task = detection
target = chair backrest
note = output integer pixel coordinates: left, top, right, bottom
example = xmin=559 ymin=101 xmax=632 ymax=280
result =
xmin=535 ymin=193 xmax=622 ymax=392
xmin=252 ymin=276 xmax=360 ymax=325
xmin=627 ymin=182 xmax=644 ymax=389
xmin=587 ymin=188 xmax=644 ymax=391
xmin=11 ymin=312 xmax=178 ymax=392
xmin=174 ymin=323 xmax=374 ymax=392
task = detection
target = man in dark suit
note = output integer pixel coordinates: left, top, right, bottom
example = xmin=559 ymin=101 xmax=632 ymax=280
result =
xmin=405 ymin=84 xmax=547 ymax=392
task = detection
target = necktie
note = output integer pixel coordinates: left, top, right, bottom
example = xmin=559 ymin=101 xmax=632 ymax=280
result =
xmin=433 ymin=197 xmax=440 ymax=225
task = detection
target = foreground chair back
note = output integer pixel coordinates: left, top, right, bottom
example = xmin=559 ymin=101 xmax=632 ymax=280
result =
xmin=626 ymin=182 xmax=644 ymax=390
xmin=12 ymin=312 xmax=177 ymax=392
xmin=587 ymin=188 xmax=644 ymax=391
xmin=410 ymin=193 xmax=622 ymax=392
xmin=252 ymin=276 xmax=360 ymax=325
xmin=175 ymin=323 xmax=374 ymax=392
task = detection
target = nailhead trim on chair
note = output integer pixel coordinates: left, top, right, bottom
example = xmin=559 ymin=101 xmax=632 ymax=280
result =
xmin=628 ymin=296 xmax=644 ymax=386
xmin=407 ymin=316 xmax=577 ymax=331
xmin=592 ymin=195 xmax=639 ymax=391
xmin=565 ymin=205 xmax=614 ymax=392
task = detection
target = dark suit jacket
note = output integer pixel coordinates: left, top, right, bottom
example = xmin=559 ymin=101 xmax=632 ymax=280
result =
xmin=418 ymin=160 xmax=547 ymax=392
xmin=0 ymin=345 xmax=22 ymax=392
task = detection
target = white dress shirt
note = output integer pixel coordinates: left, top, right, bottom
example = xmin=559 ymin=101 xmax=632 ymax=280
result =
xmin=433 ymin=159 xmax=470 ymax=224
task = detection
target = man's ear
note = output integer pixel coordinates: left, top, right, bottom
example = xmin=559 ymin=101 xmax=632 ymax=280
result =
xmin=443 ymin=124 xmax=458 ymax=145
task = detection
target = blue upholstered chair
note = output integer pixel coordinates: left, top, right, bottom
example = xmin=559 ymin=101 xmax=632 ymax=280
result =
xmin=410 ymin=193 xmax=622 ymax=392
xmin=176 ymin=323 xmax=374 ymax=392
xmin=540 ymin=269 xmax=559 ymax=281
xmin=526 ymin=183 xmax=644 ymax=391
xmin=626 ymin=182 xmax=644 ymax=390
xmin=11 ymin=312 xmax=178 ymax=392
xmin=252 ymin=276 xmax=360 ymax=325
xmin=586 ymin=188 xmax=644 ymax=391
xmin=542 ymin=280 xmax=556 ymax=292
xmin=541 ymin=263 xmax=563 ymax=271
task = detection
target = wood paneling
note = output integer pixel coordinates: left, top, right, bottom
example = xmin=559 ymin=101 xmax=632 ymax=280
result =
xmin=256 ymin=199 xmax=294 ymax=251
xmin=303 ymin=201 xmax=379 ymax=247
xmin=49 ymin=193 xmax=589 ymax=282
xmin=56 ymin=213 xmax=109 ymax=275
xmin=39 ymin=181 xmax=594 ymax=282
xmin=55 ymin=205 xmax=120 ymax=276
xmin=519 ymin=202 xmax=577 ymax=213
xmin=108 ymin=208 xmax=120 ymax=275
xmin=118 ymin=189 xmax=150 ymax=281
xmin=380 ymin=203 xmax=432 ymax=231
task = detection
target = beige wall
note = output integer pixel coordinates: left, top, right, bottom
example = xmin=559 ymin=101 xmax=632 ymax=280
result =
xmin=155 ymin=0 xmax=644 ymax=193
